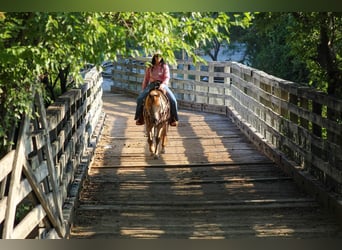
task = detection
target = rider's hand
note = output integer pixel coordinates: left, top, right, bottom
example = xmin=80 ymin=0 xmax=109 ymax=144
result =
xmin=159 ymin=83 xmax=167 ymax=95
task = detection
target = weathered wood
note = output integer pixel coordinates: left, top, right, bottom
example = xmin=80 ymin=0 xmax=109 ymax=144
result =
xmin=77 ymin=200 xmax=319 ymax=212
xmin=0 ymin=197 xmax=7 ymax=223
xmin=2 ymin=113 xmax=30 ymax=238
xmin=35 ymin=93 xmax=65 ymax=235
xmin=70 ymin=93 xmax=342 ymax=239
xmin=3 ymin=111 xmax=30 ymax=238
xmin=0 ymin=67 xmax=104 ymax=239
xmin=111 ymin=57 xmax=342 ymax=196
xmin=22 ymin=158 xmax=65 ymax=237
xmin=11 ymin=204 xmax=46 ymax=239
xmin=0 ymin=150 xmax=15 ymax=182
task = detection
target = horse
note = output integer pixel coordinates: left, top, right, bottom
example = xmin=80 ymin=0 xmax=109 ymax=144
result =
xmin=143 ymin=82 xmax=170 ymax=159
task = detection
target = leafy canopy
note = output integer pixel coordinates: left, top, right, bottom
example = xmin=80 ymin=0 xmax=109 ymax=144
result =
xmin=239 ymin=12 xmax=342 ymax=97
xmin=0 ymin=12 xmax=252 ymax=156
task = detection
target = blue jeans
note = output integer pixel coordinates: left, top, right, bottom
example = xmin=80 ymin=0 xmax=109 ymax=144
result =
xmin=134 ymin=83 xmax=178 ymax=121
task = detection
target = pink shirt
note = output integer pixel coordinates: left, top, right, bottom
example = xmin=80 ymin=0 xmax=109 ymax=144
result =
xmin=142 ymin=63 xmax=170 ymax=90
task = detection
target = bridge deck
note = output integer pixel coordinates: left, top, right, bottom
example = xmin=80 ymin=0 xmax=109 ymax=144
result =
xmin=70 ymin=91 xmax=342 ymax=239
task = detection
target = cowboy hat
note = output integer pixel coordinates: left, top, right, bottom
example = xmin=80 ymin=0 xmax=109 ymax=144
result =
xmin=153 ymin=50 xmax=162 ymax=56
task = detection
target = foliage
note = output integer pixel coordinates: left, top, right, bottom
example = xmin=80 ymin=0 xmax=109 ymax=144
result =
xmin=0 ymin=12 xmax=251 ymax=157
xmin=239 ymin=12 xmax=342 ymax=98
xmin=288 ymin=12 xmax=342 ymax=97
xmin=197 ymin=12 xmax=254 ymax=61
xmin=237 ymin=13 xmax=309 ymax=84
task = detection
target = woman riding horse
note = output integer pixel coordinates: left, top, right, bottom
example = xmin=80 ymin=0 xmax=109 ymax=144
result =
xmin=134 ymin=52 xmax=178 ymax=126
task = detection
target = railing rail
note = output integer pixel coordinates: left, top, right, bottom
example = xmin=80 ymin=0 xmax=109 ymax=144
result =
xmin=0 ymin=67 xmax=104 ymax=239
xmin=111 ymin=57 xmax=342 ymax=210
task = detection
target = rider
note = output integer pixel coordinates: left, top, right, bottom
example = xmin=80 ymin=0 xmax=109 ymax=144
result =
xmin=134 ymin=51 xmax=178 ymax=126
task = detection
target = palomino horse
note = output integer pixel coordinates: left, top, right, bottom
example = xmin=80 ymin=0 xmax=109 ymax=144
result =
xmin=143 ymin=82 xmax=170 ymax=159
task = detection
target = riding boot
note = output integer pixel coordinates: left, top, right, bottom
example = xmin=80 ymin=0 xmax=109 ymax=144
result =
xmin=169 ymin=117 xmax=178 ymax=127
xmin=136 ymin=115 xmax=144 ymax=125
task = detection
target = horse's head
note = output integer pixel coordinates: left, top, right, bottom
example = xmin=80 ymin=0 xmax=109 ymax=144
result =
xmin=149 ymin=89 xmax=161 ymax=106
xmin=146 ymin=89 xmax=162 ymax=124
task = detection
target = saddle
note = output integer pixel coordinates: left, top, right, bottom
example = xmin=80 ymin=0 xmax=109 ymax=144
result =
xmin=148 ymin=80 xmax=163 ymax=91
xmin=147 ymin=81 xmax=169 ymax=103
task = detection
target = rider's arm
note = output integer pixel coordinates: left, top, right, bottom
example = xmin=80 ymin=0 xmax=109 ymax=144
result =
xmin=160 ymin=64 xmax=170 ymax=87
xmin=142 ymin=67 xmax=150 ymax=90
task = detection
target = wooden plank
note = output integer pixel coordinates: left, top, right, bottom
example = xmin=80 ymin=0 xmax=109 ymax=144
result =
xmin=11 ymin=204 xmax=46 ymax=239
xmin=0 ymin=179 xmax=6 ymax=200
xmin=0 ymin=150 xmax=14 ymax=200
xmin=35 ymin=94 xmax=65 ymax=236
xmin=0 ymin=197 xmax=7 ymax=223
xmin=45 ymin=228 xmax=61 ymax=239
xmin=84 ymin=176 xmax=292 ymax=185
xmin=2 ymin=113 xmax=30 ymax=238
xmin=12 ymin=162 xmax=49 ymax=206
xmin=22 ymin=158 xmax=65 ymax=237
xmin=0 ymin=150 xmax=15 ymax=182
xmin=78 ymin=198 xmax=318 ymax=211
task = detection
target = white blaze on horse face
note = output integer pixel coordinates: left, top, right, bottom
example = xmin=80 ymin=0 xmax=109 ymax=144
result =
xmin=151 ymin=92 xmax=161 ymax=123
xmin=152 ymin=104 xmax=160 ymax=122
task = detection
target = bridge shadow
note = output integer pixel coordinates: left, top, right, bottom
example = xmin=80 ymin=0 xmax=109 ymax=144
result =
xmin=73 ymin=90 xmax=342 ymax=239
xmin=197 ymin=108 xmax=339 ymax=239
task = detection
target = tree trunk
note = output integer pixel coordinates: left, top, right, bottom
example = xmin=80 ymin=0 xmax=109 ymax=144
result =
xmin=59 ymin=65 xmax=70 ymax=94
xmin=317 ymin=14 xmax=342 ymax=98
xmin=316 ymin=15 xmax=342 ymax=144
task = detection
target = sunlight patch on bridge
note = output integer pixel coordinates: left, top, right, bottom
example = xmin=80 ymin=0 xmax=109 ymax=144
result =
xmin=190 ymin=223 xmax=225 ymax=239
xmin=120 ymin=228 xmax=165 ymax=238
xmin=252 ymin=224 xmax=295 ymax=237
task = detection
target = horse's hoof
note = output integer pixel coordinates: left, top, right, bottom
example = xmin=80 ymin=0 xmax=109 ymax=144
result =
xmin=153 ymin=154 xmax=159 ymax=159
xmin=161 ymin=148 xmax=165 ymax=154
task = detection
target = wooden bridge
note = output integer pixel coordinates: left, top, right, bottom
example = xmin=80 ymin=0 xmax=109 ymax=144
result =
xmin=1 ymin=58 xmax=341 ymax=239
xmin=70 ymin=91 xmax=341 ymax=238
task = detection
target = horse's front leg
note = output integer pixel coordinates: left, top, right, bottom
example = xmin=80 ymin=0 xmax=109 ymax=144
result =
xmin=154 ymin=134 xmax=162 ymax=159
xmin=146 ymin=125 xmax=155 ymax=156
xmin=160 ymin=124 xmax=168 ymax=154
xmin=153 ymin=125 xmax=165 ymax=159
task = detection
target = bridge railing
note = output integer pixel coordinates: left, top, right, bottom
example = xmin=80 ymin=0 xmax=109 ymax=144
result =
xmin=0 ymin=67 xmax=104 ymax=238
xmin=111 ymin=57 xmax=342 ymax=209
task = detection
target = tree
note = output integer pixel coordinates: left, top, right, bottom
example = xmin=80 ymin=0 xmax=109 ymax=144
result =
xmin=238 ymin=13 xmax=309 ymax=83
xmin=197 ymin=12 xmax=253 ymax=61
xmin=289 ymin=12 xmax=342 ymax=98
xmin=240 ymin=12 xmax=342 ymax=98
xmin=0 ymin=12 xmax=252 ymax=157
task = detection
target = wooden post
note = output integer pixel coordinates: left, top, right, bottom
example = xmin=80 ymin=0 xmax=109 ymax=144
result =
xmin=312 ymin=101 xmax=322 ymax=138
xmin=35 ymin=93 xmax=66 ymax=236
xmin=224 ymin=64 xmax=231 ymax=106
xmin=2 ymin=114 xmax=30 ymax=238
xmin=289 ymin=93 xmax=299 ymax=124
xmin=22 ymin=158 xmax=65 ymax=237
